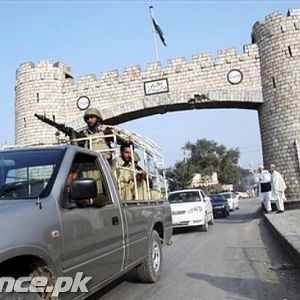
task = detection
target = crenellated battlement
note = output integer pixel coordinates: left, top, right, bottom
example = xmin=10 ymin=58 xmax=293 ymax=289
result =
xmin=252 ymin=9 xmax=300 ymax=43
xmin=17 ymin=60 xmax=71 ymax=73
xmin=78 ymin=74 xmax=96 ymax=84
xmin=18 ymin=43 xmax=259 ymax=92
xmin=16 ymin=60 xmax=73 ymax=85
xmin=17 ymin=9 xmax=300 ymax=89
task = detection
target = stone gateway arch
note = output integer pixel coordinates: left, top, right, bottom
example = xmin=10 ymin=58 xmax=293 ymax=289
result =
xmin=15 ymin=9 xmax=300 ymax=200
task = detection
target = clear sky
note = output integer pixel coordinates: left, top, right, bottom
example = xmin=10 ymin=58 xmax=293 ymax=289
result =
xmin=0 ymin=1 xmax=298 ymax=169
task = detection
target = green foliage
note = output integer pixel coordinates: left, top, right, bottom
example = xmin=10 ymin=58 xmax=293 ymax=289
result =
xmin=218 ymin=149 xmax=242 ymax=184
xmin=166 ymin=160 xmax=193 ymax=189
xmin=168 ymin=138 xmax=246 ymax=189
xmin=199 ymin=184 xmax=224 ymax=195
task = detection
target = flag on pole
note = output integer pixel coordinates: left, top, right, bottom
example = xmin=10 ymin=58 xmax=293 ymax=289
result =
xmin=149 ymin=6 xmax=167 ymax=47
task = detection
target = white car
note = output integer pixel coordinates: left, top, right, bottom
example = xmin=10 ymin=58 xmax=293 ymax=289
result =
xmin=168 ymin=189 xmax=214 ymax=231
xmin=235 ymin=191 xmax=248 ymax=198
xmin=218 ymin=192 xmax=240 ymax=211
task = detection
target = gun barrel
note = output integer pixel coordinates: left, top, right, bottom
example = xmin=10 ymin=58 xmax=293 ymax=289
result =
xmin=34 ymin=113 xmax=43 ymax=119
xmin=34 ymin=113 xmax=81 ymax=139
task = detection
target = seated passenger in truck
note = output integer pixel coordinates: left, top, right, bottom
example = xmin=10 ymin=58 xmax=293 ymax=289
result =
xmin=64 ymin=158 xmax=110 ymax=208
xmin=111 ymin=143 xmax=148 ymax=201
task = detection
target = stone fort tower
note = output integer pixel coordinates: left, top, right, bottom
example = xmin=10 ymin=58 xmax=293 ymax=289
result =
xmin=15 ymin=9 xmax=300 ymax=199
xmin=252 ymin=9 xmax=300 ymax=200
xmin=15 ymin=61 xmax=71 ymax=143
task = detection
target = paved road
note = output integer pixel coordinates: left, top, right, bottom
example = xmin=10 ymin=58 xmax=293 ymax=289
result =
xmin=90 ymin=198 xmax=300 ymax=300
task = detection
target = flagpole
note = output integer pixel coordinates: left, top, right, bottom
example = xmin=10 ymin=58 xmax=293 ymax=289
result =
xmin=149 ymin=6 xmax=159 ymax=61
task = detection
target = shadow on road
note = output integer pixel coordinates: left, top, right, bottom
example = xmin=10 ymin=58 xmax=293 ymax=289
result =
xmin=258 ymin=211 xmax=300 ymax=271
xmin=88 ymin=270 xmax=140 ymax=299
xmin=186 ymin=272 xmax=279 ymax=299
xmin=216 ymin=207 xmax=261 ymax=224
xmin=185 ymin=212 xmax=300 ymax=299
xmin=172 ymin=227 xmax=204 ymax=235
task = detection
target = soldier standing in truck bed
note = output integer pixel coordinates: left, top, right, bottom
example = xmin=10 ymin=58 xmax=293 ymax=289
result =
xmin=79 ymin=107 xmax=114 ymax=160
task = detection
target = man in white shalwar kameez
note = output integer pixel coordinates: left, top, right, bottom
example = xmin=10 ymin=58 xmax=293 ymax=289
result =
xmin=270 ymin=164 xmax=286 ymax=213
xmin=258 ymin=165 xmax=272 ymax=213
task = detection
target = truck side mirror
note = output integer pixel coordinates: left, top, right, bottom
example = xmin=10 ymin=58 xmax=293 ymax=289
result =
xmin=70 ymin=178 xmax=97 ymax=200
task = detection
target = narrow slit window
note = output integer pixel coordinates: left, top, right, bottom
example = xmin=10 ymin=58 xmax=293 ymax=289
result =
xmin=65 ymin=73 xmax=73 ymax=79
xmin=288 ymin=46 xmax=293 ymax=57
xmin=37 ymin=93 xmax=39 ymax=103
xmin=272 ymin=77 xmax=276 ymax=89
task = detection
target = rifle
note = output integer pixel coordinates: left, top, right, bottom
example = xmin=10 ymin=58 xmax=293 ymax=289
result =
xmin=34 ymin=114 xmax=82 ymax=140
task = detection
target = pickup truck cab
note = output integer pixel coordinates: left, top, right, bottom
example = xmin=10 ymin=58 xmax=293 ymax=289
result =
xmin=0 ymin=145 xmax=172 ymax=299
xmin=168 ymin=189 xmax=214 ymax=231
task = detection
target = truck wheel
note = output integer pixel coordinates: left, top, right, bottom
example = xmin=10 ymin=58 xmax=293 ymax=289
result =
xmin=0 ymin=292 xmax=40 ymax=300
xmin=1 ymin=265 xmax=56 ymax=300
xmin=208 ymin=213 xmax=214 ymax=225
xmin=30 ymin=264 xmax=57 ymax=300
xmin=137 ymin=230 xmax=162 ymax=283
xmin=1 ymin=293 xmax=40 ymax=300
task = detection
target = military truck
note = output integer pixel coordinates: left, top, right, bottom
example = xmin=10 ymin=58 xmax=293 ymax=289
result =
xmin=0 ymin=141 xmax=172 ymax=299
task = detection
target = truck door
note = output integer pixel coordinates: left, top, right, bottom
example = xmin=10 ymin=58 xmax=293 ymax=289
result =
xmin=58 ymin=152 xmax=124 ymax=290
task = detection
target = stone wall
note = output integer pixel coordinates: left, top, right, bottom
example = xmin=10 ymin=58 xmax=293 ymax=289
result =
xmin=253 ymin=9 xmax=300 ymax=199
xmin=15 ymin=45 xmax=262 ymax=145
xmin=15 ymin=61 xmax=71 ymax=144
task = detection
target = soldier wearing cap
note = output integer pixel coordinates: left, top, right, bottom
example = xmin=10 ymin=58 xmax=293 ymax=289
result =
xmin=80 ymin=107 xmax=114 ymax=160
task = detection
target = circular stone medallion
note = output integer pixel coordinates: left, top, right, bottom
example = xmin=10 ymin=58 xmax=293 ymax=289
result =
xmin=77 ymin=96 xmax=90 ymax=110
xmin=227 ymin=69 xmax=243 ymax=85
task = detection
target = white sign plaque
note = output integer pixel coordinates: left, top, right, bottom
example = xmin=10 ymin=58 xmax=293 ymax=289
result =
xmin=144 ymin=79 xmax=169 ymax=95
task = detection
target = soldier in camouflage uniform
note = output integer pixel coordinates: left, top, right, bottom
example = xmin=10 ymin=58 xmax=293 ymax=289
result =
xmin=79 ymin=107 xmax=114 ymax=160
xmin=111 ymin=143 xmax=135 ymax=201
xmin=111 ymin=144 xmax=149 ymax=201
xmin=133 ymin=151 xmax=149 ymax=200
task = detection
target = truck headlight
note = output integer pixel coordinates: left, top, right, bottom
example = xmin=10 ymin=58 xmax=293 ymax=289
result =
xmin=188 ymin=206 xmax=202 ymax=214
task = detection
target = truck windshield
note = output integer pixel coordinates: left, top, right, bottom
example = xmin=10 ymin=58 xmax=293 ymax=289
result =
xmin=0 ymin=149 xmax=64 ymax=199
xmin=168 ymin=191 xmax=201 ymax=203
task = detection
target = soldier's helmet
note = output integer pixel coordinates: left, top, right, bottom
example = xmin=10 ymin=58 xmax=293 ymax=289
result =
xmin=84 ymin=107 xmax=103 ymax=122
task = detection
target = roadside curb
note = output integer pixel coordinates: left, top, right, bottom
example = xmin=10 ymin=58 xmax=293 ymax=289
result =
xmin=263 ymin=212 xmax=300 ymax=267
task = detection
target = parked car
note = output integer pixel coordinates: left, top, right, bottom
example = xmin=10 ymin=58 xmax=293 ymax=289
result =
xmin=218 ymin=192 xmax=240 ymax=211
xmin=0 ymin=145 xmax=172 ymax=299
xmin=235 ymin=191 xmax=248 ymax=198
xmin=210 ymin=194 xmax=230 ymax=218
xmin=168 ymin=189 xmax=214 ymax=231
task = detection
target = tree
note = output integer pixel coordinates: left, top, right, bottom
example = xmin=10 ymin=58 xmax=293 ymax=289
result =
xmin=218 ymin=148 xmax=242 ymax=184
xmin=166 ymin=160 xmax=192 ymax=189
xmin=168 ymin=139 xmax=244 ymax=189
xmin=184 ymin=139 xmax=221 ymax=176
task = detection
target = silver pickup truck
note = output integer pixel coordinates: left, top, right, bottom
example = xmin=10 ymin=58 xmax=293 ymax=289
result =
xmin=0 ymin=145 xmax=172 ymax=299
